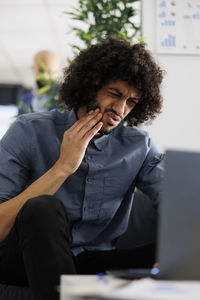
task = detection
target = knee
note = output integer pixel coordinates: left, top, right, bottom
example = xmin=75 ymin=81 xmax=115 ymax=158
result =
xmin=15 ymin=195 xmax=71 ymax=248
xmin=17 ymin=195 xmax=66 ymax=227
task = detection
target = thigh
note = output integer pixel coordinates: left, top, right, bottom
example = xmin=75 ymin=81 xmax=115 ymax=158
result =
xmin=75 ymin=243 xmax=156 ymax=274
xmin=0 ymin=225 xmax=28 ymax=286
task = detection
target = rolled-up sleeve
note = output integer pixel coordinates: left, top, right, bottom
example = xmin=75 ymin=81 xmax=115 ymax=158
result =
xmin=0 ymin=116 xmax=32 ymax=203
xmin=136 ymin=138 xmax=165 ymax=207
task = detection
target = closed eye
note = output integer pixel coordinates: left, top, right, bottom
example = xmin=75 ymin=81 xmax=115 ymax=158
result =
xmin=109 ymin=92 xmax=121 ymax=98
xmin=127 ymin=98 xmax=139 ymax=106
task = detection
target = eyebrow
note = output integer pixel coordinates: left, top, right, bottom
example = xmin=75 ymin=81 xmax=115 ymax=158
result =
xmin=108 ymin=88 xmax=140 ymax=102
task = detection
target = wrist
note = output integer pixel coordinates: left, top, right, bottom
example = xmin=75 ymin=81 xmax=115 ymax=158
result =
xmin=51 ymin=160 xmax=73 ymax=179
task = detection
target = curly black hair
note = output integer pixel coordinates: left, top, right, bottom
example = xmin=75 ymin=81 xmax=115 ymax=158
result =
xmin=59 ymin=37 xmax=165 ymax=126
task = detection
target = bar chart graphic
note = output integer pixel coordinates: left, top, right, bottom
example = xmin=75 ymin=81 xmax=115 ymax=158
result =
xmin=156 ymin=0 xmax=200 ymax=54
xmin=161 ymin=34 xmax=176 ymax=47
xmin=161 ymin=20 xmax=176 ymax=26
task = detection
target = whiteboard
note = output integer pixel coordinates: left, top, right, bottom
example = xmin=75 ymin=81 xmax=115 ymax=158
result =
xmin=156 ymin=0 xmax=200 ymax=54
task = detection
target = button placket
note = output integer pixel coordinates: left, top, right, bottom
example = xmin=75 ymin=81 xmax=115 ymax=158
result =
xmin=82 ymin=145 xmax=103 ymax=220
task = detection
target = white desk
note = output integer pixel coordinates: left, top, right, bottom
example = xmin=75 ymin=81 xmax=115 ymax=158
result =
xmin=60 ymin=274 xmax=129 ymax=300
xmin=60 ymin=275 xmax=200 ymax=300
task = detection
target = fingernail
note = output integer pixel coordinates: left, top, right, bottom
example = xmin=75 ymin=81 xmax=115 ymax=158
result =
xmin=95 ymin=108 xmax=100 ymax=112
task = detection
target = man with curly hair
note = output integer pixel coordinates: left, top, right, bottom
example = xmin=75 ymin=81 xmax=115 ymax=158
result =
xmin=0 ymin=38 xmax=165 ymax=300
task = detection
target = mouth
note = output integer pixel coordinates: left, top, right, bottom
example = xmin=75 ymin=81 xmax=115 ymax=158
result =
xmin=106 ymin=111 xmax=121 ymax=126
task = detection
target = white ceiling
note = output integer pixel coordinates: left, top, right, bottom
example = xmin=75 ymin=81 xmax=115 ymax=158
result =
xmin=0 ymin=0 xmax=80 ymax=88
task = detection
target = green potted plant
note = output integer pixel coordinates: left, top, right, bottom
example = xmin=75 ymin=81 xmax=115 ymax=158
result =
xmin=66 ymin=0 xmax=141 ymax=57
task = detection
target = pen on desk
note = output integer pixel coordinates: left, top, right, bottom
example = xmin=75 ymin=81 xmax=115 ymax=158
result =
xmin=98 ymin=272 xmax=109 ymax=285
xmin=98 ymin=273 xmax=131 ymax=289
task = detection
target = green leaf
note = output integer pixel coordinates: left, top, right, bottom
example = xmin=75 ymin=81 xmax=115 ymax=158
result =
xmin=36 ymin=73 xmax=46 ymax=81
xmin=38 ymin=59 xmax=50 ymax=75
xmin=138 ymin=36 xmax=147 ymax=42
xmin=38 ymin=85 xmax=51 ymax=94
xmin=17 ymin=102 xmax=33 ymax=115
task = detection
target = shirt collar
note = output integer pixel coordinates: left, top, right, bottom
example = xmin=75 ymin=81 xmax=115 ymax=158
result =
xmin=54 ymin=108 xmax=77 ymax=141
xmin=54 ymin=108 xmax=77 ymax=127
xmin=92 ymin=134 xmax=110 ymax=151
xmin=92 ymin=123 xmax=125 ymax=150
xmin=66 ymin=108 xmax=77 ymax=128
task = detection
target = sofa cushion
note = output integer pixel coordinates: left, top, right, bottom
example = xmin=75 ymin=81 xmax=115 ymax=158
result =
xmin=116 ymin=191 xmax=158 ymax=249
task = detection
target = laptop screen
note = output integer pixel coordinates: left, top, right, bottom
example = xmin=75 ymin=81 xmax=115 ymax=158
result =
xmin=157 ymin=150 xmax=200 ymax=280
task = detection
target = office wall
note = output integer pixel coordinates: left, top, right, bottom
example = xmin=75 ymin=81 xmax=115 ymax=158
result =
xmin=142 ymin=0 xmax=200 ymax=152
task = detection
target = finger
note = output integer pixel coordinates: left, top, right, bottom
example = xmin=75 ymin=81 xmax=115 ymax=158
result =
xmin=83 ymin=121 xmax=103 ymax=142
xmin=67 ymin=109 xmax=100 ymax=133
xmin=76 ymin=109 xmax=101 ymax=131
xmin=68 ymin=109 xmax=101 ymax=136
xmin=78 ymin=112 xmax=102 ymax=136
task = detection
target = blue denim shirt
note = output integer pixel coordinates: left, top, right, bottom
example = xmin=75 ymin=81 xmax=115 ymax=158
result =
xmin=0 ymin=109 xmax=164 ymax=255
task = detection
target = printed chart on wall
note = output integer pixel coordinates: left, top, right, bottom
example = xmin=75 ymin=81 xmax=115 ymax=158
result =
xmin=156 ymin=0 xmax=200 ymax=54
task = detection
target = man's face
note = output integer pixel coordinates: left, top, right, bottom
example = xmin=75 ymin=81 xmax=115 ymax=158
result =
xmin=87 ymin=80 xmax=140 ymax=135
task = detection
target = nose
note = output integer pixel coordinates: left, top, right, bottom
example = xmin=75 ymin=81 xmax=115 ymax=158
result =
xmin=112 ymin=99 xmax=126 ymax=117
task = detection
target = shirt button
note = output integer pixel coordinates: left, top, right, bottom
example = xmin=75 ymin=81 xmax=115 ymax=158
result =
xmin=86 ymin=177 xmax=93 ymax=183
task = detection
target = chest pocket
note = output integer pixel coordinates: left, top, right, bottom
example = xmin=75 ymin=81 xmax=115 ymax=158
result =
xmin=102 ymin=176 xmax=128 ymax=207
xmin=97 ymin=176 xmax=130 ymax=221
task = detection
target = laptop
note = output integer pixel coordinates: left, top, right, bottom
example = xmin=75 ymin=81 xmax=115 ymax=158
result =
xmin=107 ymin=149 xmax=200 ymax=280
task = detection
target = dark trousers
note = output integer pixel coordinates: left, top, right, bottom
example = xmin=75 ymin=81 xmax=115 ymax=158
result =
xmin=0 ymin=195 xmax=156 ymax=300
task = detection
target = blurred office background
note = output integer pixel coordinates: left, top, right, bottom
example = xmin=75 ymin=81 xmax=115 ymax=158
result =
xmin=0 ymin=0 xmax=200 ymax=153
xmin=0 ymin=0 xmax=80 ymax=138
